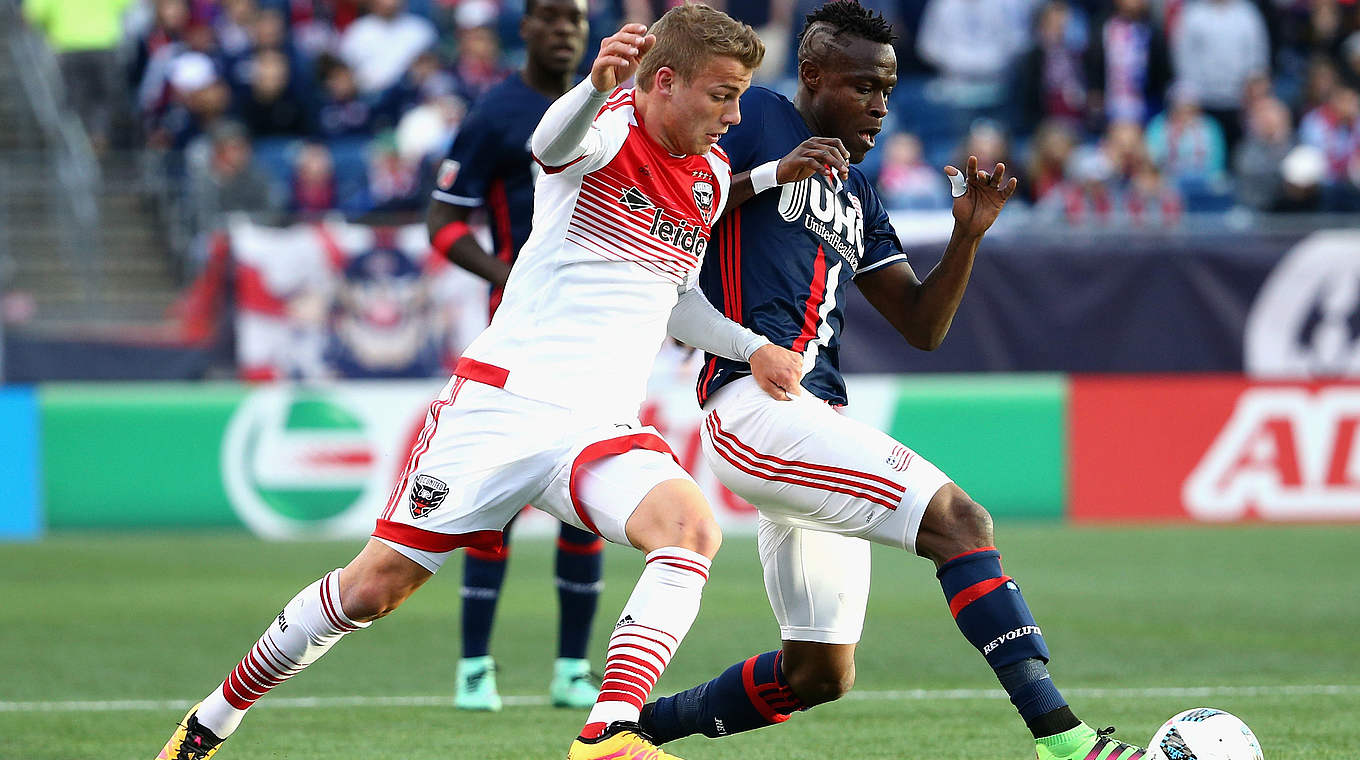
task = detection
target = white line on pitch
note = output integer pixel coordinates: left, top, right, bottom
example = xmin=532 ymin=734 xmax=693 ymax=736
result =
xmin=844 ymin=684 xmax=1360 ymax=701
xmin=2 ymin=685 xmax=1358 ymax=714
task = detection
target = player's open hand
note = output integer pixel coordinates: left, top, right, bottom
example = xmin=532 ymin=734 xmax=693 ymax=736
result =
xmin=591 ymin=24 xmax=655 ymax=93
xmin=944 ymin=156 xmax=1018 ymax=239
xmin=777 ymin=137 xmax=851 ymax=186
xmin=749 ymin=344 xmax=803 ymax=401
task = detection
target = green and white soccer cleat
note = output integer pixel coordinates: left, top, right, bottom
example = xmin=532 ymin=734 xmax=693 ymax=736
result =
xmin=1036 ymin=723 xmax=1146 ymax=760
xmin=550 ymin=657 xmax=600 ymax=708
xmin=454 ymin=655 xmax=503 ymax=712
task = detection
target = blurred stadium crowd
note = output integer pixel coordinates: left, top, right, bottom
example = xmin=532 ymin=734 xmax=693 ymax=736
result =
xmin=19 ymin=0 xmax=1360 ymax=240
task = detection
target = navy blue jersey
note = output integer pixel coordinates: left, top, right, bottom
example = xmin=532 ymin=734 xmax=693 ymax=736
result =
xmin=697 ymin=86 xmax=908 ymax=406
xmin=431 ymin=73 xmax=553 ymax=314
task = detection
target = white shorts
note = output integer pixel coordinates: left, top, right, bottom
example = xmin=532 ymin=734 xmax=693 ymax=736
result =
xmin=701 ymin=376 xmax=952 ymax=644
xmin=374 ymin=368 xmax=694 ymax=573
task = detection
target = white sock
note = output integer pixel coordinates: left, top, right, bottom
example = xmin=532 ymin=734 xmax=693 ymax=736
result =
xmin=585 ymin=547 xmax=711 ymax=731
xmin=196 ymin=569 xmax=369 ymax=738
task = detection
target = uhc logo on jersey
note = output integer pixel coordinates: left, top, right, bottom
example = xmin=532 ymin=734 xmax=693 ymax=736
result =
xmin=777 ymin=176 xmax=864 ymax=268
xmin=617 ymin=186 xmax=710 ymax=256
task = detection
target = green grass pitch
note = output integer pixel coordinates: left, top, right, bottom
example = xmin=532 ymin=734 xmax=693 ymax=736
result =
xmin=2 ymin=523 xmax=1357 ymax=759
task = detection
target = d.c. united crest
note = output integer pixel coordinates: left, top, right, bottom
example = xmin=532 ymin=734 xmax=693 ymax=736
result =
xmin=409 ymin=474 xmax=449 ymax=518
xmin=692 ymin=180 xmax=715 ymax=223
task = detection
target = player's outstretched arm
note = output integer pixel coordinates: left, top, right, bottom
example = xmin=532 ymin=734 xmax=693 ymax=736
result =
xmin=667 ymin=286 xmax=803 ymax=400
xmin=857 ymin=155 xmax=1017 ymax=351
xmin=531 ymin=24 xmax=655 ymax=168
xmin=427 ymin=199 xmax=510 ymax=288
xmin=724 ymin=137 xmax=851 ymax=211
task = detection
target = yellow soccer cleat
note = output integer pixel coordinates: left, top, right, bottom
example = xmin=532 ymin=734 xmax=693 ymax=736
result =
xmin=566 ymin=721 xmax=685 ymax=760
xmin=155 ymin=702 xmax=225 ymax=760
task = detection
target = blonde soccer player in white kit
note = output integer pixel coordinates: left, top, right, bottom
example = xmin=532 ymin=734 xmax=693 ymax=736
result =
xmin=154 ymin=7 xmax=819 ymax=760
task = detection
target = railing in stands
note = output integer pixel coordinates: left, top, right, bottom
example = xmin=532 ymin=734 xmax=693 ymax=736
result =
xmin=2 ymin=0 xmax=104 ymax=319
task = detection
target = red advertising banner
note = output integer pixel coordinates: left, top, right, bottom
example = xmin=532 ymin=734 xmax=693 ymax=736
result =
xmin=1071 ymin=376 xmax=1360 ymax=522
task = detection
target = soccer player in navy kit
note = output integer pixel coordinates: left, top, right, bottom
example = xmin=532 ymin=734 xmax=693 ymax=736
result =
xmin=638 ymin=4 xmax=1147 ymax=760
xmin=425 ymin=0 xmax=603 ymax=712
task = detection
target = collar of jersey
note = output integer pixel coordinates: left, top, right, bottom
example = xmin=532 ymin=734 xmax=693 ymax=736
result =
xmin=629 ymin=100 xmax=693 ymax=160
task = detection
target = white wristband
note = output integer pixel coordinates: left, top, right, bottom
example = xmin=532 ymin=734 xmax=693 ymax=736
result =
xmin=750 ymin=160 xmax=781 ymax=194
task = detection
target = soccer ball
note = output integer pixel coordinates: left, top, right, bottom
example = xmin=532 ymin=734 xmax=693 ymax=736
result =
xmin=1146 ymin=708 xmax=1263 ymax=760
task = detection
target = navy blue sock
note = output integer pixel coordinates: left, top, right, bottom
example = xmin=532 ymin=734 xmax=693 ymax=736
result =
xmin=460 ymin=532 xmax=511 ymax=659
xmin=937 ymin=547 xmax=1071 ymax=733
xmin=642 ymin=650 xmax=802 ymax=743
xmin=554 ymin=523 xmax=603 ymax=660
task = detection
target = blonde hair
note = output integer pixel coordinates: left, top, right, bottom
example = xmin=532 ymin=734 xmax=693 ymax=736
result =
xmin=635 ymin=3 xmax=764 ymax=92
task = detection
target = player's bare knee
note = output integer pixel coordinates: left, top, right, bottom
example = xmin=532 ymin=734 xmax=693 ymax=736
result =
xmin=919 ymin=486 xmax=995 ymax=564
xmin=338 ymin=567 xmax=419 ymax=621
xmin=784 ymin=659 xmax=855 ymax=706
xmin=628 ymin=480 xmax=723 ymax=557
xmin=339 ymin=541 xmax=430 ymax=621
xmin=669 ymin=507 xmax=723 ymax=558
xmin=952 ymin=494 xmax=994 ymax=548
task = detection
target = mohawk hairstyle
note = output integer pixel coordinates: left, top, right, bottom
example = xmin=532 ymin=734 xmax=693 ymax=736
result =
xmin=796 ymin=1 xmax=896 ymax=64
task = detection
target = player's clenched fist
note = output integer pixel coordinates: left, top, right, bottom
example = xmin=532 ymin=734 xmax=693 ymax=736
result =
xmin=749 ymin=344 xmax=804 ymax=401
xmin=777 ymin=137 xmax=851 ymax=185
xmin=591 ymin=23 xmax=656 ymax=93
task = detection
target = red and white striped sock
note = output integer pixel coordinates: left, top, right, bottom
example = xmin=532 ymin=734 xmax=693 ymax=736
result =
xmin=582 ymin=547 xmax=711 ymax=736
xmin=195 ymin=569 xmax=369 ymax=738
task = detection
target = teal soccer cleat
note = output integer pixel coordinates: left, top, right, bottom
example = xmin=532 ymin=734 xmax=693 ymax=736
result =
xmin=550 ymin=657 xmax=600 ymax=708
xmin=454 ymin=656 xmax=503 ymax=712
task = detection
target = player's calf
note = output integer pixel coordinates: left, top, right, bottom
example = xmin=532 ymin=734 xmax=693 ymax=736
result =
xmin=920 ymin=488 xmax=1140 ymax=755
xmin=641 ymin=650 xmax=803 ymax=743
xmin=552 ymin=524 xmax=604 ymax=708
xmin=156 ymin=542 xmax=429 ymax=756
xmin=925 ymin=491 xmax=1089 ymax=741
xmin=577 ymin=479 xmax=719 ymax=743
xmin=638 ymin=641 xmax=851 ymax=744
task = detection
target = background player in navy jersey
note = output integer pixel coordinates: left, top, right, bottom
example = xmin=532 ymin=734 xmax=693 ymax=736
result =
xmin=638 ymin=3 xmax=1147 ymax=760
xmin=425 ymin=0 xmax=602 ymax=712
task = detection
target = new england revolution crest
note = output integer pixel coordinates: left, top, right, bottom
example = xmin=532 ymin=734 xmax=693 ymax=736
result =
xmin=436 ymin=160 xmax=460 ymax=191
xmin=886 ymin=445 xmax=914 ymax=472
xmin=409 ymin=474 xmax=449 ymax=519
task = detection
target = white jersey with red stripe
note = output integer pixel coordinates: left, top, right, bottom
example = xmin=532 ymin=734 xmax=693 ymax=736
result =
xmin=457 ymin=87 xmax=731 ymax=421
